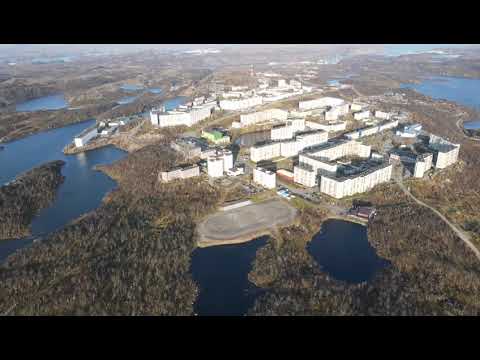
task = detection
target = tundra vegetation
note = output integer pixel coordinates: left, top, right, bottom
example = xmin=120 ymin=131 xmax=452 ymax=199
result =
xmin=0 ymin=160 xmax=65 ymax=240
xmin=249 ymin=185 xmax=480 ymax=315
xmin=0 ymin=145 xmax=221 ymax=315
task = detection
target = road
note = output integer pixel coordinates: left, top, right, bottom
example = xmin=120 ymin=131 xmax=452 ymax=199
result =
xmin=456 ymin=118 xmax=480 ymax=142
xmin=394 ymin=177 xmax=480 ymax=261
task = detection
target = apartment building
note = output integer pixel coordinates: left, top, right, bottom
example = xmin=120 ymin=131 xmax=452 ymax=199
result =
xmin=253 ymin=167 xmax=276 ymax=189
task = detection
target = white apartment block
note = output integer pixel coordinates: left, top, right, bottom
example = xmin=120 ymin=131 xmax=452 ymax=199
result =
xmin=435 ymin=146 xmax=460 ymax=169
xmin=351 ymin=103 xmax=366 ymax=112
xmin=219 ymin=96 xmax=263 ymax=111
xmin=375 ymin=111 xmax=391 ymax=120
xmin=294 ymin=164 xmax=317 ymax=187
xmin=325 ymin=103 xmax=350 ymax=121
xmin=277 ymin=79 xmax=287 ymax=88
xmin=280 ymin=139 xmax=304 ymax=158
xmin=306 ymin=120 xmax=346 ymax=133
xmin=354 ymin=110 xmax=370 ymax=121
xmin=296 ymin=130 xmax=329 ymax=149
xmin=307 ymin=140 xmax=371 ymax=161
xmin=345 ymin=120 xmax=398 ymax=140
xmin=240 ymin=108 xmax=288 ymax=127
xmin=271 ymin=124 xmax=294 ymax=141
xmin=74 ymin=128 xmax=98 ymax=147
xmin=250 ymin=142 xmax=281 ymax=162
xmin=253 ymin=167 xmax=276 ymax=189
xmin=150 ymin=103 xmax=215 ymax=127
xmin=207 ymin=156 xmax=224 ymax=178
xmin=300 ymin=154 xmax=338 ymax=174
xmin=207 ymin=149 xmax=234 ymax=177
xmin=320 ymin=163 xmax=392 ymax=199
xmin=159 ymin=165 xmax=200 ymax=183
xmin=250 ymin=130 xmax=328 ymax=162
xmin=271 ymin=118 xmax=306 ymax=141
xmin=413 ymin=153 xmax=433 ymax=178
xmin=299 ymin=97 xmax=345 ymax=110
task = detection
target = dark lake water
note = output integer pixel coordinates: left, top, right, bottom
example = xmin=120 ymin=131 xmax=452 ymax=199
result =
xmin=163 ymin=96 xmax=187 ymax=111
xmin=0 ymin=119 xmax=127 ymax=262
xmin=401 ymin=76 xmax=480 ymax=130
xmin=16 ymin=94 xmax=69 ymax=112
xmin=190 ymin=237 xmax=267 ymax=316
xmin=307 ymin=219 xmax=388 ymax=284
xmin=148 ymin=88 xmax=162 ymax=94
xmin=234 ymin=130 xmax=270 ymax=147
xmin=463 ymin=121 xmax=480 ymax=130
xmin=401 ymin=76 xmax=480 ymax=110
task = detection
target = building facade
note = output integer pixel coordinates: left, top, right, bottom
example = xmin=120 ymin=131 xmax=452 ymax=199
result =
xmin=239 ymin=108 xmax=288 ymax=127
xmin=253 ymin=167 xmax=276 ymax=189
xmin=219 ymin=96 xmax=263 ymax=111
xmin=320 ymin=163 xmax=392 ymax=199
xmin=159 ymin=165 xmax=200 ymax=183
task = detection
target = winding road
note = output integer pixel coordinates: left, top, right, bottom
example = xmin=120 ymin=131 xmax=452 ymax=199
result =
xmin=395 ymin=178 xmax=480 ymax=261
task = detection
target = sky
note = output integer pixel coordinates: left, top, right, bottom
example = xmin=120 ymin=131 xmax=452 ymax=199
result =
xmin=0 ymin=44 xmax=477 ymax=59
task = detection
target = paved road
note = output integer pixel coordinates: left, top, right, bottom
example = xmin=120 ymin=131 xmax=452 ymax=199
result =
xmin=395 ymin=177 xmax=480 ymax=261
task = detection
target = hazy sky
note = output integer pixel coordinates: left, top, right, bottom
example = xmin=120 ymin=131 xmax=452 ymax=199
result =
xmin=0 ymin=44 xmax=477 ymax=58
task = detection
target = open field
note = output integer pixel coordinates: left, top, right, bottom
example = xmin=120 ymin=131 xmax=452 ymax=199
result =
xmin=197 ymin=198 xmax=297 ymax=247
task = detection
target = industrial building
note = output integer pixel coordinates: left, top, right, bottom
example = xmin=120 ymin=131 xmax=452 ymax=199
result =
xmin=219 ymin=96 xmax=263 ymax=111
xmin=299 ymin=97 xmax=344 ymax=110
xmin=239 ymin=108 xmax=288 ymax=127
xmin=74 ymin=127 xmax=98 ymax=147
xmin=150 ymin=102 xmax=216 ymax=127
xmin=159 ymin=164 xmax=200 ymax=183
xmin=319 ymin=162 xmax=392 ymax=199
xmin=253 ymin=167 xmax=276 ymax=189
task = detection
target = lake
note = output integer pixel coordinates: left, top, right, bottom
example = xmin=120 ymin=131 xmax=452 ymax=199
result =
xmin=401 ymin=76 xmax=480 ymax=130
xmin=190 ymin=237 xmax=267 ymax=316
xmin=307 ymin=219 xmax=388 ymax=283
xmin=16 ymin=94 xmax=69 ymax=112
xmin=0 ymin=120 xmax=127 ymax=262
xmin=120 ymin=84 xmax=144 ymax=92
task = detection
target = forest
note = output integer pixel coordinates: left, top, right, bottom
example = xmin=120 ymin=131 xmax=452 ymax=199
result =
xmin=248 ymin=186 xmax=480 ymax=315
xmin=0 ymin=145 xmax=221 ymax=315
xmin=0 ymin=160 xmax=65 ymax=240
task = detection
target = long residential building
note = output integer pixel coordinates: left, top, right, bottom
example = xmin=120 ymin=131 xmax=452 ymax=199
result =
xmin=325 ymin=103 xmax=350 ymax=121
xmin=345 ymin=119 xmax=399 ymax=140
xmin=253 ymin=167 xmax=276 ymax=189
xmin=298 ymin=97 xmax=345 ymax=110
xmin=250 ymin=129 xmax=328 ymax=162
xmin=271 ymin=117 xmax=307 ymax=140
xmin=240 ymin=108 xmax=288 ymax=127
xmin=74 ymin=127 xmax=98 ymax=147
xmin=150 ymin=102 xmax=216 ymax=127
xmin=305 ymin=139 xmax=371 ymax=161
xmin=219 ymin=96 xmax=263 ymax=111
xmin=306 ymin=120 xmax=346 ymax=133
xmin=159 ymin=165 xmax=200 ymax=183
xmin=319 ymin=163 xmax=392 ymax=199
xmin=353 ymin=110 xmax=370 ymax=121
xmin=414 ymin=153 xmax=433 ymax=178
xmin=428 ymin=134 xmax=460 ymax=169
